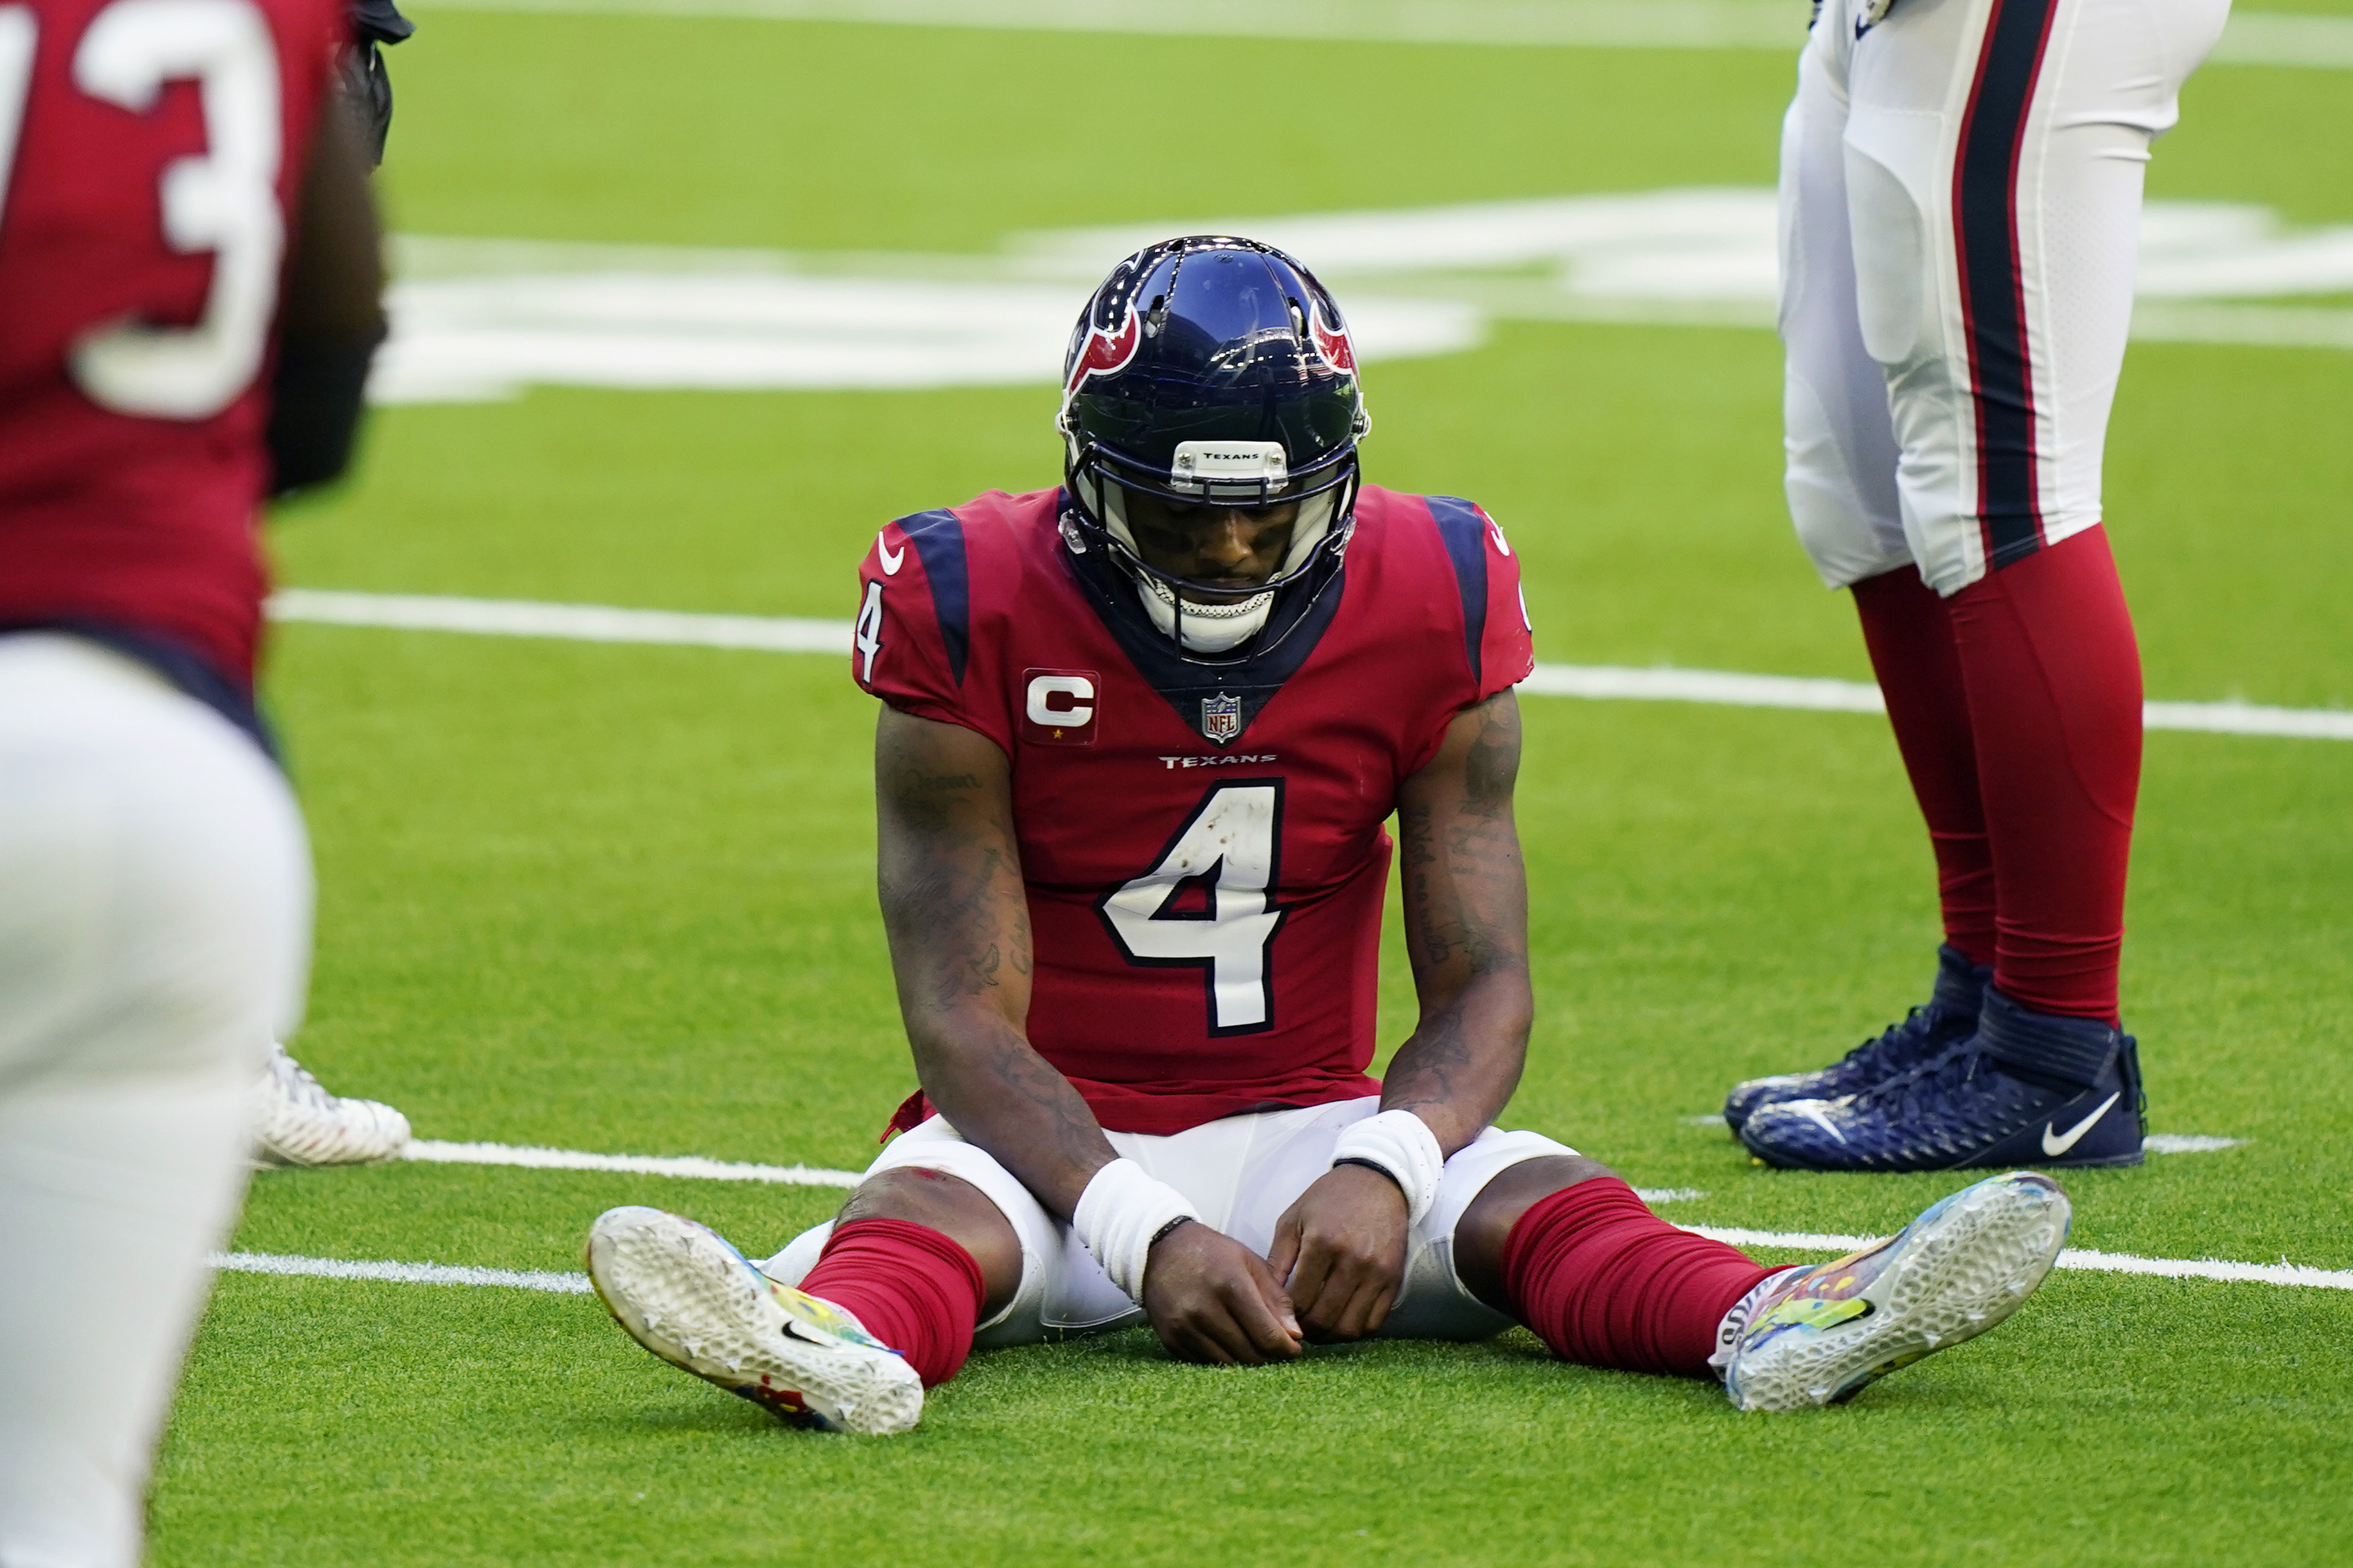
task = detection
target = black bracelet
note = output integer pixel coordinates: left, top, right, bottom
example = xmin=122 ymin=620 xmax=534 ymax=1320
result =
xmin=1334 ymin=1156 xmax=1407 ymax=1194
xmin=1149 ymin=1215 xmax=1194 ymax=1248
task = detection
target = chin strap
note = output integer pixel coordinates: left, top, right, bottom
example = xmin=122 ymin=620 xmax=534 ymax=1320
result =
xmin=1133 ymin=574 xmax=1273 ymax=652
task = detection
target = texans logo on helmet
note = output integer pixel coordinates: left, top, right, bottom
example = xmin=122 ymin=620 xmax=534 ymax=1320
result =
xmin=1310 ymin=303 xmax=1357 ymax=376
xmin=1064 ymin=311 xmax=1140 ymax=400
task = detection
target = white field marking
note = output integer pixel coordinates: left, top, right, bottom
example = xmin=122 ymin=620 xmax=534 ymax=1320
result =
xmin=270 ymin=588 xmax=851 ymax=654
xmin=264 ymin=590 xmax=2353 ymax=744
xmin=369 ymin=197 xmax=2353 ymax=403
xmin=1682 ymin=1229 xmax=2353 ymax=1291
xmin=1521 ymin=663 xmax=1883 ymax=713
xmin=400 ymin=1138 xmax=865 ymax=1186
xmin=400 ymin=1135 xmax=1700 ymax=1202
xmin=2144 ymin=1134 xmax=2248 ymax=1155
xmin=1031 ymin=191 xmax=2353 ymax=303
xmin=367 ymin=263 xmax=1478 ymax=404
xmin=208 ymin=1235 xmax=2353 ymax=1297
xmin=400 ymin=0 xmax=2353 ymax=71
xmin=213 ymin=1250 xmax=593 ymax=1293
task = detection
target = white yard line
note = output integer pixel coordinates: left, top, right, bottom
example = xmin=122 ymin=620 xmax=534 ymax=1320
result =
xmin=213 ymin=1250 xmax=593 ymax=1293
xmin=403 ymin=1138 xmax=865 ymax=1186
xmin=225 ymin=1146 xmax=2340 ymax=1295
xmin=2142 ymin=1134 xmax=2248 ymax=1155
xmin=208 ymin=1234 xmax=2353 ymax=1296
xmin=400 ymin=0 xmax=2353 ymax=71
xmin=397 ymin=1138 xmax=1698 ymax=1206
xmin=271 ymin=590 xmax=847 ymax=654
xmin=1685 ymin=1228 xmax=2353 ymax=1291
xmin=268 ymin=590 xmax=2353 ymax=743
xmin=378 ymin=1139 xmax=2332 ymax=1285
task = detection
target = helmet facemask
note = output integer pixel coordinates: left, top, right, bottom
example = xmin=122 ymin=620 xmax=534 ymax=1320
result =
xmin=1065 ymin=436 xmax=1358 ymax=656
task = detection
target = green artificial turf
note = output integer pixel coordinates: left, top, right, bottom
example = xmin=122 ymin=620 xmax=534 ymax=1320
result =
xmin=149 ymin=10 xmax=2353 ymax=1566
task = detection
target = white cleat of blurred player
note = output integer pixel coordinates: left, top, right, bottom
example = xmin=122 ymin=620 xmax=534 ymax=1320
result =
xmin=1718 ymin=1170 xmax=2070 ymax=1411
xmin=252 ymin=1040 xmax=411 ymax=1167
xmin=587 ymin=1206 xmax=923 ymax=1436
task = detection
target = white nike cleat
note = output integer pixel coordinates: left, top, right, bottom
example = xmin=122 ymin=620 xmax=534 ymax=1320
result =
xmin=252 ymin=1040 xmax=412 ymax=1167
xmin=1720 ymin=1170 xmax=2070 ymax=1411
xmin=586 ymin=1206 xmax=923 ymax=1436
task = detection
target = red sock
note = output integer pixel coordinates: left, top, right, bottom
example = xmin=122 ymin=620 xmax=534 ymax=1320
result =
xmin=1853 ymin=567 xmax=1996 ymax=965
xmin=1500 ymin=1179 xmax=1776 ymax=1380
xmin=1946 ymin=526 xmax=2142 ymax=1025
xmin=797 ymin=1219 xmax=984 ymax=1388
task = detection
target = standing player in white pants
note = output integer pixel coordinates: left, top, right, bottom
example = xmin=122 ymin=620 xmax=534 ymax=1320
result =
xmin=1730 ymin=0 xmax=2229 ymax=1170
xmin=0 ymin=3 xmax=385 ymax=1557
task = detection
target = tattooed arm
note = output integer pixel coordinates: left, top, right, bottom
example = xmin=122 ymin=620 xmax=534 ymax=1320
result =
xmin=875 ymin=705 xmax=1303 ymax=1361
xmin=1265 ymin=691 xmax=1533 ymax=1341
xmin=1385 ymin=689 xmax=1535 ymax=1156
xmin=874 ymin=705 xmax=1114 ymax=1219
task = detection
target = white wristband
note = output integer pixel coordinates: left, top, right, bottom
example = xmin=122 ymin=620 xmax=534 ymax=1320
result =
xmin=1073 ymin=1158 xmax=1200 ymax=1305
xmin=1330 ymin=1109 xmax=1445 ymax=1229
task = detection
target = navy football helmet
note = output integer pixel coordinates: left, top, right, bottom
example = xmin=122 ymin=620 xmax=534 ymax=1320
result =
xmin=1057 ymin=236 xmax=1370 ymax=655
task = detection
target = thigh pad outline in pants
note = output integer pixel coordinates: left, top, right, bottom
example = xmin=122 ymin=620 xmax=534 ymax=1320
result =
xmin=761 ymin=1104 xmax=1580 ymax=1350
xmin=1779 ymin=16 xmax=1911 ymax=592
xmin=1810 ymin=0 xmax=2226 ymax=597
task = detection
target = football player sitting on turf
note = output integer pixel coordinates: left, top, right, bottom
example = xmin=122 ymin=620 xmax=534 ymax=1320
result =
xmin=586 ymin=238 xmax=2073 ymax=1434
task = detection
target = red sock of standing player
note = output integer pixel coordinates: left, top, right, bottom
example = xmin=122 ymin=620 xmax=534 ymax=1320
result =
xmin=1946 ymin=526 xmax=2142 ymax=1025
xmin=797 ymin=1219 xmax=985 ymax=1387
xmin=1853 ymin=567 xmax=1998 ymax=966
xmin=1501 ymin=1179 xmax=1777 ymax=1379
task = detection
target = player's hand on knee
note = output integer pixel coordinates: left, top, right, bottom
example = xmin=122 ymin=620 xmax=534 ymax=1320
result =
xmin=1268 ymin=1165 xmax=1409 ymax=1343
xmin=1141 ymin=1222 xmax=1303 ymax=1366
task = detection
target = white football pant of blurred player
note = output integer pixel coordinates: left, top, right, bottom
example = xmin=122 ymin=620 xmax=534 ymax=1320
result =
xmin=0 ymin=639 xmax=312 ymax=1568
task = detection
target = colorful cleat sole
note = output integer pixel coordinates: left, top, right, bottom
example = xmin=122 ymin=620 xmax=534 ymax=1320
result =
xmin=1722 ymin=1171 xmax=2070 ymax=1412
xmin=585 ymin=1205 xmax=923 ymax=1436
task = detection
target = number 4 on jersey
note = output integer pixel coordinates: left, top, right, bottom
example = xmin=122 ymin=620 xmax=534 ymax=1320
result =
xmin=854 ymin=579 xmax=884 ymax=683
xmin=1098 ymin=782 xmax=1286 ymax=1035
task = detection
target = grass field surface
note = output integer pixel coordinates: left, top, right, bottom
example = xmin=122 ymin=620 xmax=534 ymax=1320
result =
xmin=154 ymin=6 xmax=2353 ymax=1564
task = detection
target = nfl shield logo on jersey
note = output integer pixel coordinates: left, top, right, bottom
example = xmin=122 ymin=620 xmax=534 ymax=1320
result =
xmin=1200 ymin=692 xmax=1242 ymax=744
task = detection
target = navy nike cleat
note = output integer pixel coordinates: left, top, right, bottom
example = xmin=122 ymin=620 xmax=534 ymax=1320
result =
xmin=1722 ymin=946 xmax=1987 ymax=1134
xmin=1737 ymin=988 xmax=2146 ymax=1172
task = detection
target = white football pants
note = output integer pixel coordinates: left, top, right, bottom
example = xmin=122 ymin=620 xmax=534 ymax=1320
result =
xmin=761 ymin=1098 xmax=1575 ymax=1345
xmin=0 ymin=635 xmax=310 ymax=1568
xmin=1781 ymin=0 xmax=2227 ymax=594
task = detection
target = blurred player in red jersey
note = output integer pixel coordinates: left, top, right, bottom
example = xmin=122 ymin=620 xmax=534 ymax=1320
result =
xmin=588 ymin=238 xmax=2074 ymax=1434
xmin=0 ymin=0 xmax=382 ymax=1556
xmin=1727 ymin=0 xmax=2230 ymax=1172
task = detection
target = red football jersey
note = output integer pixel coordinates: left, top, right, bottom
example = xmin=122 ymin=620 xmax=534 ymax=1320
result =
xmin=0 ymin=0 xmax=342 ymax=690
xmin=855 ymin=485 xmax=1535 ymax=1136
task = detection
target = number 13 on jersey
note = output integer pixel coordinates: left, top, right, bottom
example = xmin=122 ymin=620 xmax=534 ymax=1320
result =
xmin=0 ymin=0 xmax=288 ymax=421
xmin=1097 ymin=781 xmax=1287 ymax=1035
